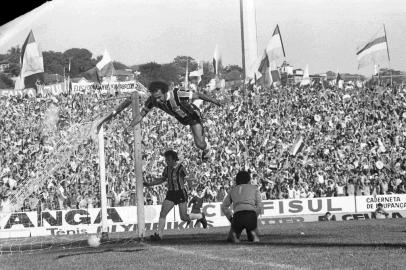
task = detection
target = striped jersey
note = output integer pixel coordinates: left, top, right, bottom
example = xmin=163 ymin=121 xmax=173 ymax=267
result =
xmin=142 ymin=88 xmax=197 ymax=121
xmin=162 ymin=163 xmax=187 ymax=191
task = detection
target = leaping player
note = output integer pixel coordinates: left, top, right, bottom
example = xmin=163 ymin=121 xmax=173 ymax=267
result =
xmin=92 ymin=81 xmax=223 ymax=161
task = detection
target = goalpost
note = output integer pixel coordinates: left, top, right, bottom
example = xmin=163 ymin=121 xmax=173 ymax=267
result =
xmin=98 ymin=125 xmax=109 ymax=241
xmin=132 ymin=91 xmax=145 ymax=239
xmin=98 ymin=91 xmax=145 ymax=241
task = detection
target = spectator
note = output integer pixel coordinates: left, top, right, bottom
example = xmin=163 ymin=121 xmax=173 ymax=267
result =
xmin=374 ymin=203 xmax=389 ymax=219
xmin=335 ymin=181 xmax=346 ymax=196
xmin=380 ymin=179 xmax=389 ymax=195
xmin=1 ymin=83 xmax=406 ymax=211
xmin=216 ymin=186 xmax=227 ymax=202
xmin=346 ymin=179 xmax=355 ymax=196
xmin=322 ymin=211 xmax=333 ymax=221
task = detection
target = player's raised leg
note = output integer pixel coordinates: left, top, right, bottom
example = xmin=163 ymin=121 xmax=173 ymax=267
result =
xmin=190 ymin=123 xmax=211 ymax=161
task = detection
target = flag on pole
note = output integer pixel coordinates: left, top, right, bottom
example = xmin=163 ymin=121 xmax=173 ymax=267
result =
xmin=356 ymin=27 xmax=389 ymax=69
xmin=336 ymin=72 xmax=344 ymax=89
xmin=15 ymin=30 xmax=44 ymax=89
xmin=213 ymin=44 xmax=221 ymax=75
xmin=336 ymin=72 xmax=341 ymax=83
xmin=290 ymin=136 xmax=304 ymax=156
xmin=266 ymin=24 xmax=286 ymax=67
xmin=300 ymin=64 xmax=310 ymax=86
xmin=84 ymin=49 xmax=115 ymax=83
xmin=258 ymin=24 xmax=286 ymax=85
xmin=189 ymin=60 xmax=203 ymax=84
xmin=198 ymin=60 xmax=204 ymax=74
xmin=96 ymin=49 xmax=115 ymax=78
xmin=374 ymin=64 xmax=379 ymax=76
xmin=257 ymin=50 xmax=268 ymax=77
xmin=257 ymin=50 xmax=278 ymax=85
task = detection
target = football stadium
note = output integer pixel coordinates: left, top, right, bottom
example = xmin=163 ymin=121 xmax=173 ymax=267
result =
xmin=1 ymin=0 xmax=406 ymax=269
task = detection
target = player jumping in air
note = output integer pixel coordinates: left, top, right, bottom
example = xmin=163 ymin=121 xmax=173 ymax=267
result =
xmin=188 ymin=188 xmax=208 ymax=228
xmin=144 ymin=150 xmax=200 ymax=240
xmin=92 ymin=81 xmax=223 ymax=161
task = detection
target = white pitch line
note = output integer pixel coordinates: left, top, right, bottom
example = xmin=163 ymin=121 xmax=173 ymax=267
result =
xmin=141 ymin=242 xmax=306 ymax=270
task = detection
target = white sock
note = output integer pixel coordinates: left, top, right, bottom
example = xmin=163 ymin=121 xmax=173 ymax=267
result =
xmin=158 ymin=217 xmax=166 ymax=238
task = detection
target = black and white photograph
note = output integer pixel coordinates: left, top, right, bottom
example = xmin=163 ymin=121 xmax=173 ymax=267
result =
xmin=1 ymin=0 xmax=406 ymax=269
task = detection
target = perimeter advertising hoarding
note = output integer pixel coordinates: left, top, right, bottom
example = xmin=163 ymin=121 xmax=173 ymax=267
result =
xmin=355 ymin=194 xmax=406 ymax=212
xmin=0 ymin=195 xmax=404 ymax=238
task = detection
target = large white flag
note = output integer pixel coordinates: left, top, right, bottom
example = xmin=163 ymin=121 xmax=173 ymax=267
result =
xmin=266 ymin=24 xmax=285 ymax=68
xmin=356 ymin=27 xmax=389 ymax=69
xmin=213 ymin=44 xmax=221 ymax=75
xmin=96 ymin=49 xmax=115 ymax=77
xmin=300 ymin=64 xmax=310 ymax=86
xmin=15 ymin=30 xmax=44 ymax=89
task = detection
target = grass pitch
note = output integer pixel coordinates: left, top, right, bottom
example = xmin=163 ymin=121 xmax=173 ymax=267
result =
xmin=1 ymin=219 xmax=406 ymax=270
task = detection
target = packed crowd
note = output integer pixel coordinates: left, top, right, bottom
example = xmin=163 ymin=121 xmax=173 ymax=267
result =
xmin=1 ymin=82 xmax=406 ymax=212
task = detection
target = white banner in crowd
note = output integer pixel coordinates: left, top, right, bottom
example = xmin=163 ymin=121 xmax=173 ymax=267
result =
xmin=0 ymin=195 xmax=405 ymax=238
xmin=0 ymin=88 xmax=36 ymax=97
xmin=71 ymin=80 xmax=140 ymax=94
xmin=355 ymin=194 xmax=406 ymax=212
xmin=0 ymin=80 xmax=142 ymax=98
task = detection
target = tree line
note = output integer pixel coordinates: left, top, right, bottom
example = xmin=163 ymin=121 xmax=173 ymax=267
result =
xmin=0 ymin=46 xmax=244 ymax=89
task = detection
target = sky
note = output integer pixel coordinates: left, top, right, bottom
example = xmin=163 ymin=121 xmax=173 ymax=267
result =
xmin=0 ymin=0 xmax=405 ymax=75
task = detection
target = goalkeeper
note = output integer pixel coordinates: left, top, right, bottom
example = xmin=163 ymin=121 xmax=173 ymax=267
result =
xmin=221 ymin=170 xmax=262 ymax=243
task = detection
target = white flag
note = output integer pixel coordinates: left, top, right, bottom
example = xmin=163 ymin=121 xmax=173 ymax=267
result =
xmin=356 ymin=27 xmax=389 ymax=69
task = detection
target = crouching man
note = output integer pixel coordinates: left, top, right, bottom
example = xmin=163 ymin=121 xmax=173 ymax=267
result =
xmin=221 ymin=170 xmax=262 ymax=243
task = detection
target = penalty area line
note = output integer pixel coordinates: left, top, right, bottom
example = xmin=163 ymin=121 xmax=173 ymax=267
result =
xmin=140 ymin=242 xmax=306 ymax=270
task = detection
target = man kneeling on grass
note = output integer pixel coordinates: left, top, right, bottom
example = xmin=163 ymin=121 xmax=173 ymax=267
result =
xmin=221 ymin=170 xmax=262 ymax=243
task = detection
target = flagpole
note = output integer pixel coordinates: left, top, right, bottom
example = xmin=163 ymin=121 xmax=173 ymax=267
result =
xmin=277 ymin=25 xmax=286 ymax=58
xmin=383 ymin=24 xmax=392 ymax=86
xmin=239 ymin=0 xmax=246 ymax=85
xmin=185 ymin=59 xmax=189 ymax=90
xmin=68 ymin=57 xmax=71 ymax=95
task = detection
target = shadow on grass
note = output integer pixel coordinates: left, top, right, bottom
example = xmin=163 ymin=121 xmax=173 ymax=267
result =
xmin=2 ymin=232 xmax=406 ymax=255
xmin=56 ymin=248 xmax=145 ymax=259
xmin=147 ymin=232 xmax=406 ymax=250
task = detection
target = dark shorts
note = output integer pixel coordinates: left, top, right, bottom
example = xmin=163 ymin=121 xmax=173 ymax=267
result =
xmin=177 ymin=105 xmax=202 ymax=126
xmin=165 ymin=189 xmax=188 ymax=205
xmin=231 ymin=210 xmax=258 ymax=235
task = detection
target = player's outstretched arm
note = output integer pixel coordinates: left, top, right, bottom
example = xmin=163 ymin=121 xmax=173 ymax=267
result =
xmin=193 ymin=92 xmax=224 ymax=107
xmin=221 ymin=193 xmax=233 ymax=222
xmin=143 ymin=177 xmax=165 ymax=187
xmin=255 ymin=189 xmax=263 ymax=217
xmin=91 ymin=98 xmax=132 ymax=132
xmin=129 ymin=109 xmax=148 ymax=127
